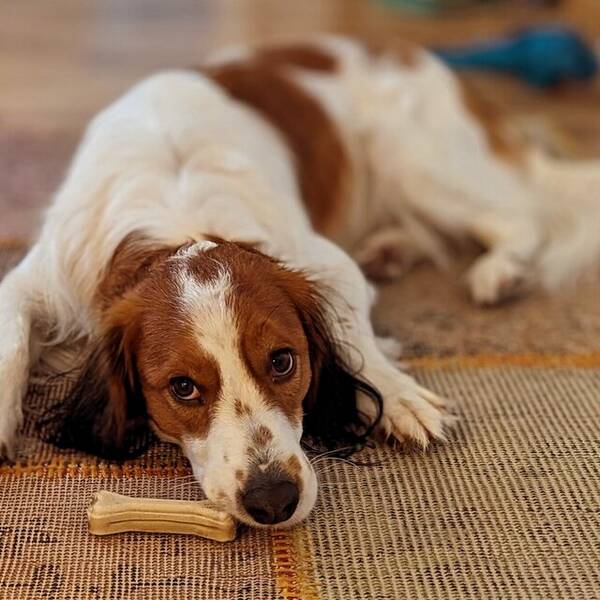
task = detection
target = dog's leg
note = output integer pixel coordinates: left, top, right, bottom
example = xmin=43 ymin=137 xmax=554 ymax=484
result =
xmin=0 ymin=254 xmax=43 ymax=460
xmin=303 ymin=237 xmax=448 ymax=447
xmin=465 ymin=213 xmax=542 ymax=306
xmin=375 ymin=335 xmax=403 ymax=364
xmin=353 ymin=224 xmax=445 ymax=282
xmin=358 ymin=48 xmax=551 ymax=306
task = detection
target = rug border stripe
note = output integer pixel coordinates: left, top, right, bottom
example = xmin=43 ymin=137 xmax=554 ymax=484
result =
xmin=0 ymin=462 xmax=193 ymax=478
xmin=272 ymin=527 xmax=322 ymax=600
xmin=407 ymin=352 xmax=600 ymax=369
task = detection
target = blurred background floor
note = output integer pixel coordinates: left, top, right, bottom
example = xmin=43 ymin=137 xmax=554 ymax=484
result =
xmin=1 ymin=0 xmax=600 ymax=135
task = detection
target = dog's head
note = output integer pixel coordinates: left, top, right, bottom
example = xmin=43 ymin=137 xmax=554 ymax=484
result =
xmin=47 ymin=237 xmax=381 ymax=527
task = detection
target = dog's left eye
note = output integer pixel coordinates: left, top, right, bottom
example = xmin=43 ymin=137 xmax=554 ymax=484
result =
xmin=169 ymin=377 xmax=202 ymax=402
xmin=270 ymin=349 xmax=295 ymax=378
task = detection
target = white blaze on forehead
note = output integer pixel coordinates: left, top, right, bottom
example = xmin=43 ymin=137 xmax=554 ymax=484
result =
xmin=176 ymin=266 xmax=265 ymax=409
xmin=175 ymin=240 xmax=218 ymax=260
xmin=177 ymin=265 xmax=231 ymax=318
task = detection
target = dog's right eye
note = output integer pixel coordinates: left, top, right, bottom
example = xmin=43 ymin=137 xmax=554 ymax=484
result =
xmin=169 ymin=377 xmax=202 ymax=402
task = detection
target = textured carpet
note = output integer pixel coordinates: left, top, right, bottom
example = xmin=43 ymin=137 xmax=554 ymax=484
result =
xmin=1 ymin=242 xmax=599 ymax=600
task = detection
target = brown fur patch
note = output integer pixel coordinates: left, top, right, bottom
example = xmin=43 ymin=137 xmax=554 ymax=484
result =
xmin=286 ymin=455 xmax=302 ymax=479
xmin=255 ymin=43 xmax=338 ymax=72
xmin=234 ymin=399 xmax=252 ymax=418
xmin=252 ymin=425 xmax=274 ymax=446
xmin=458 ymin=78 xmax=525 ymax=164
xmin=235 ymin=469 xmax=245 ymax=483
xmin=96 ymin=233 xmax=176 ymax=309
xmin=226 ymin=251 xmax=314 ymax=424
xmin=205 ymin=60 xmax=351 ymax=236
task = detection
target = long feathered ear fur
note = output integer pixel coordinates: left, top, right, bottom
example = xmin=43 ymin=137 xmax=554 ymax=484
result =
xmin=40 ymin=296 xmax=150 ymax=460
xmin=279 ymin=271 xmax=383 ymax=456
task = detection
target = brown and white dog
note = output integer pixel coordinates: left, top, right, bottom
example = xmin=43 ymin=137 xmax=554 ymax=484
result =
xmin=1 ymin=36 xmax=599 ymax=527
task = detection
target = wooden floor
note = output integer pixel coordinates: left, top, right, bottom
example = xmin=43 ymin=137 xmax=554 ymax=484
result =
xmin=1 ymin=0 xmax=600 ymax=146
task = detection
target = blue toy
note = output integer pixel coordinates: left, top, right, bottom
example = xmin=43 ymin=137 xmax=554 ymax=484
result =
xmin=433 ymin=25 xmax=598 ymax=87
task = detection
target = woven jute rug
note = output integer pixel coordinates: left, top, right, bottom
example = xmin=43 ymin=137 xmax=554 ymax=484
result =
xmin=1 ymin=241 xmax=599 ymax=600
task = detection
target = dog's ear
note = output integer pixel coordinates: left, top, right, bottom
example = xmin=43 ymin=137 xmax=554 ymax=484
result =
xmin=279 ymin=270 xmax=383 ymax=454
xmin=42 ymin=295 xmax=150 ymax=459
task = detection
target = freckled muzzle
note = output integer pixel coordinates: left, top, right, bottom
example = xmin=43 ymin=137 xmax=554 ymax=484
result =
xmin=241 ymin=474 xmax=300 ymax=525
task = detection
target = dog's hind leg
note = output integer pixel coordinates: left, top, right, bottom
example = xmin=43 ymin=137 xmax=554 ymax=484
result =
xmin=353 ymin=217 xmax=448 ymax=283
xmin=0 ymin=250 xmax=44 ymax=460
xmin=465 ymin=212 xmax=543 ymax=306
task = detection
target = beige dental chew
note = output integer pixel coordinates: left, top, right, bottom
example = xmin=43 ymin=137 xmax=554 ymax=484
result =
xmin=88 ymin=491 xmax=237 ymax=542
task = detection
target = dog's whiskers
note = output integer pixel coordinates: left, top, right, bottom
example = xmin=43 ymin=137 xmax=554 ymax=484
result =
xmin=167 ymin=475 xmax=202 ymax=493
xmin=312 ymin=455 xmax=360 ymax=470
xmin=308 ymin=446 xmax=354 ymax=464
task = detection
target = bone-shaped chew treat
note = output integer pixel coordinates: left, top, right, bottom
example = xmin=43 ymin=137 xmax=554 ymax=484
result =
xmin=88 ymin=491 xmax=237 ymax=542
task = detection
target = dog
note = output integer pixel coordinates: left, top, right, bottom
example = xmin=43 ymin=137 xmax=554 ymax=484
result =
xmin=1 ymin=36 xmax=598 ymax=527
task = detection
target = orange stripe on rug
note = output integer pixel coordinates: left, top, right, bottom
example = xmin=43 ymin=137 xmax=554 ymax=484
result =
xmin=0 ymin=460 xmax=192 ymax=479
xmin=407 ymin=353 xmax=600 ymax=369
xmin=272 ymin=526 xmax=321 ymax=600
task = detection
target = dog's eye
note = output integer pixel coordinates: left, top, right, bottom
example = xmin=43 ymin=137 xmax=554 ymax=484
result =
xmin=169 ymin=377 xmax=202 ymax=402
xmin=270 ymin=349 xmax=295 ymax=379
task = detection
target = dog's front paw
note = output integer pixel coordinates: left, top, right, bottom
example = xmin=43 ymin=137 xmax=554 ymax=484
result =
xmin=361 ymin=370 xmax=450 ymax=449
xmin=382 ymin=377 xmax=449 ymax=448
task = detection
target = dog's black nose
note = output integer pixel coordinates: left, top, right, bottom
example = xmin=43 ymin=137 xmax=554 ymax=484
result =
xmin=242 ymin=478 xmax=299 ymax=525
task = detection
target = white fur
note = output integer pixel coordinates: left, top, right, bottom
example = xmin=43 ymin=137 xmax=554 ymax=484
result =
xmin=175 ymin=240 xmax=218 ymax=258
xmin=1 ymin=36 xmax=598 ymax=524
xmin=304 ymin=37 xmax=600 ymax=301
